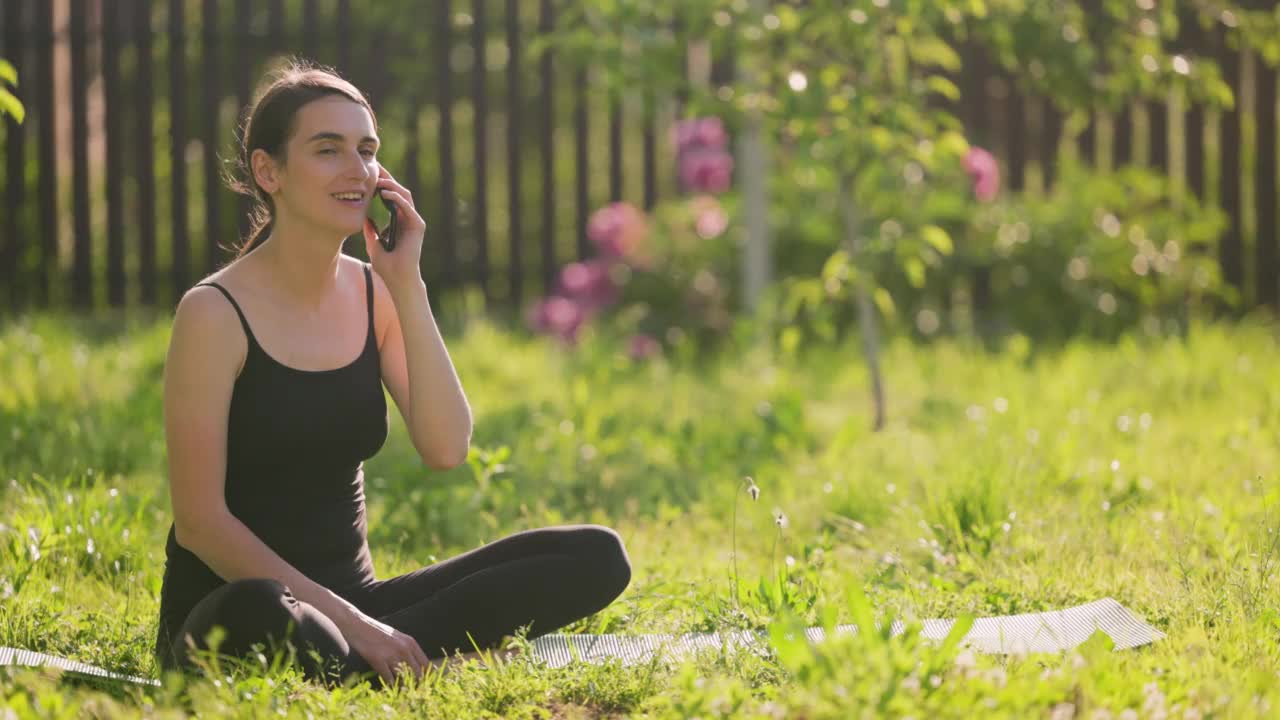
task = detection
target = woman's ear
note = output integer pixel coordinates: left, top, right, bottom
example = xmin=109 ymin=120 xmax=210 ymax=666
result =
xmin=250 ymin=148 xmax=281 ymax=194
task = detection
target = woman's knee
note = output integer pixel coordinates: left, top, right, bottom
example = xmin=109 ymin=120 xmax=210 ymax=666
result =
xmin=578 ymin=525 xmax=632 ymax=599
xmin=179 ymin=578 xmax=298 ymax=651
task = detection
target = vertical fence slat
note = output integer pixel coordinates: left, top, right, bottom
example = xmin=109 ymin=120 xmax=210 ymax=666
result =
xmin=105 ymin=0 xmax=126 ymax=307
xmin=1078 ymin=110 xmax=1096 ymax=165
xmin=538 ymin=0 xmax=555 ymax=293
xmin=267 ymin=0 xmax=283 ymax=57
xmin=302 ymin=0 xmax=318 ymax=62
xmin=959 ymin=41 xmax=987 ymax=144
xmin=1113 ymin=104 xmax=1133 ymax=168
xmin=1255 ymin=56 xmax=1277 ymax=309
xmin=436 ymin=0 xmax=457 ymax=288
xmin=202 ymin=0 xmax=222 ymax=273
xmin=471 ymin=0 xmax=489 ymax=301
xmin=336 ymin=0 xmax=350 ymax=80
xmin=608 ymin=98 xmax=622 ymax=201
xmin=1040 ymin=97 xmax=1063 ymax=189
xmin=3 ymin=0 xmax=27 ymax=311
xmin=70 ymin=0 xmax=91 ymax=308
xmin=1007 ymin=77 xmax=1026 ymax=191
xmin=574 ymin=67 xmax=589 ymax=260
xmin=1219 ymin=36 xmax=1244 ymax=295
xmin=1181 ymin=9 xmax=1207 ymax=199
xmin=1148 ymin=97 xmax=1168 ymax=174
xmin=234 ymin=0 xmax=252 ymax=245
xmin=505 ymin=0 xmax=522 ymax=303
xmin=642 ymin=91 xmax=656 ymax=210
xmin=136 ymin=0 xmax=157 ymax=304
xmin=35 ymin=0 xmax=55 ymax=305
xmin=169 ymin=0 xmax=189 ymax=302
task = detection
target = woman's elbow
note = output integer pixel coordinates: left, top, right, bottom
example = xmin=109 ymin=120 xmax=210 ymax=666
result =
xmin=421 ymin=439 xmax=470 ymax=470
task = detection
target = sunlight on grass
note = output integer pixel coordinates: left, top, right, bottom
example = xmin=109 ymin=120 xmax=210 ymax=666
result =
xmin=2 ymin=313 xmax=1279 ymax=717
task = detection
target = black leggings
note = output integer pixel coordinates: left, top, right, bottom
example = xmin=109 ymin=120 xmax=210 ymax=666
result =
xmin=158 ymin=524 xmax=631 ymax=685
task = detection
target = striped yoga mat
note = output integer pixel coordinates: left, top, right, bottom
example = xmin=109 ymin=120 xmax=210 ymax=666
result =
xmin=0 ymin=597 xmax=1164 ymax=686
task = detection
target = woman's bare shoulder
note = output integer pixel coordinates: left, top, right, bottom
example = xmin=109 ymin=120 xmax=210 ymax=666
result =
xmin=172 ymin=270 xmax=251 ymax=378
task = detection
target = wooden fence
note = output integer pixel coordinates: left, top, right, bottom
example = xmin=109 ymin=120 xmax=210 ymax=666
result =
xmin=1 ymin=1 xmax=1277 ymax=315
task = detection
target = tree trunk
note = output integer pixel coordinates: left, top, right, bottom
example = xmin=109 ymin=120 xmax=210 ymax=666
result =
xmin=839 ymin=173 xmax=885 ymax=431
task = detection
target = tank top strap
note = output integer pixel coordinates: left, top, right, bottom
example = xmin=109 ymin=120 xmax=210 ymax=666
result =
xmin=362 ymin=263 xmax=376 ymax=347
xmin=194 ymin=281 xmax=260 ymax=349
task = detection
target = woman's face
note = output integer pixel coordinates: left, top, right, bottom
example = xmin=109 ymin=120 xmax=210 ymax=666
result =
xmin=257 ymin=95 xmax=381 ymax=240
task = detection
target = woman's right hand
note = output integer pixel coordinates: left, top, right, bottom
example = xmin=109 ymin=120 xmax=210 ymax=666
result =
xmin=337 ymin=610 xmax=432 ymax=686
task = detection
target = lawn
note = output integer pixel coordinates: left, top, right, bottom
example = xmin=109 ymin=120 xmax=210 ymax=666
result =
xmin=1 ymin=311 xmax=1278 ymax=718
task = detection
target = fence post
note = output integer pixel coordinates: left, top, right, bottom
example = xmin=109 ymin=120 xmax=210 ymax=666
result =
xmin=1255 ymin=52 xmax=1277 ymax=310
xmin=201 ymin=0 xmax=222 ymax=274
xmin=35 ymin=0 xmax=54 ymax=306
xmin=573 ymin=66 xmax=589 ymax=261
xmin=1218 ymin=34 xmax=1244 ymax=298
xmin=170 ymin=0 xmax=190 ymax=303
xmin=105 ymin=0 xmax=126 ymax=307
xmin=1113 ymin=103 xmax=1132 ymax=168
xmin=4 ymin=0 xmax=28 ymax=311
xmin=70 ymin=0 xmax=91 ymax=309
xmin=505 ymin=0 xmax=523 ymax=305
xmin=471 ymin=0 xmax=491 ymax=300
xmin=1180 ymin=8 xmax=1207 ymax=200
xmin=739 ymin=0 xmax=771 ymax=314
xmin=1040 ymin=97 xmax=1063 ymax=189
xmin=539 ymin=0 xmax=557 ymax=294
xmin=436 ymin=0 xmax=457 ymax=290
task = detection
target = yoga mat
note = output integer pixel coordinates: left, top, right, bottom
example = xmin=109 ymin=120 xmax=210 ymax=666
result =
xmin=0 ymin=597 xmax=1164 ymax=686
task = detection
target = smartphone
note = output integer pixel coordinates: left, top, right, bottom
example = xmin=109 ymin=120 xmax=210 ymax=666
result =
xmin=368 ymin=190 xmax=398 ymax=252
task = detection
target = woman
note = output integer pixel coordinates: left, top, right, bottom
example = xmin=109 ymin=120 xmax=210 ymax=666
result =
xmin=155 ymin=60 xmax=631 ymax=688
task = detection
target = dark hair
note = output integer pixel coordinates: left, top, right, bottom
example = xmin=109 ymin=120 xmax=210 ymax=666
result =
xmin=222 ymin=58 xmax=378 ymax=261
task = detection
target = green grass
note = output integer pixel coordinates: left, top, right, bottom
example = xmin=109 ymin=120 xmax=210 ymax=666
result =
xmin=2 ymin=310 xmax=1279 ymax=718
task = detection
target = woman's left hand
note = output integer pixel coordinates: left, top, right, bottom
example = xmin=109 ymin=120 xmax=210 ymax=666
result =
xmin=363 ymin=164 xmax=426 ymax=293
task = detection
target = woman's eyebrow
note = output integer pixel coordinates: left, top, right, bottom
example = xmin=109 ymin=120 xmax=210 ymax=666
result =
xmin=305 ymin=131 xmax=379 ymax=145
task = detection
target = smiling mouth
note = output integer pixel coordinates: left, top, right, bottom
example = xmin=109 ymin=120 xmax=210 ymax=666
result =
xmin=332 ymin=193 xmax=366 ymax=207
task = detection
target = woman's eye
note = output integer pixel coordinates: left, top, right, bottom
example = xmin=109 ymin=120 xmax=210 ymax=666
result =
xmin=360 ymin=149 xmax=376 ymax=157
xmin=319 ymin=148 xmax=336 ymax=155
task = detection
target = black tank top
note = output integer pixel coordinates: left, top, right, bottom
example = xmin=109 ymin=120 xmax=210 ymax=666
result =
xmin=156 ymin=262 xmax=389 ymax=651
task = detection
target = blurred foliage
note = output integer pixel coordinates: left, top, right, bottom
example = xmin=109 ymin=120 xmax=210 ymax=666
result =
xmin=0 ymin=58 xmax=23 ymax=123
xmin=776 ymin=158 xmax=1228 ymax=347
xmin=539 ymin=0 xmax=1268 ymax=352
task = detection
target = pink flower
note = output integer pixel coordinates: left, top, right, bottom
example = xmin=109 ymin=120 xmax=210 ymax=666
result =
xmin=527 ymin=296 xmax=586 ymax=344
xmin=679 ymin=148 xmax=734 ymax=194
xmin=627 ymin=333 xmax=662 ymax=361
xmin=673 ymin=117 xmax=728 ymax=153
xmin=587 ymin=202 xmax=648 ymax=261
xmin=962 ymin=146 xmax=1000 ymax=202
xmin=556 ymin=258 xmax=619 ymax=311
xmin=695 ymin=204 xmax=729 ymax=239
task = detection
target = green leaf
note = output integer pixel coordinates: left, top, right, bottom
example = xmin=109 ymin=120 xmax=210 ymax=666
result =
xmin=907 ymin=37 xmax=961 ymax=72
xmin=926 ymin=75 xmax=961 ymax=102
xmin=873 ymin=287 xmax=896 ymax=317
xmin=905 ymin=257 xmax=926 ymax=288
xmin=1077 ymin=628 xmax=1116 ymax=662
xmin=820 ymin=250 xmax=850 ymax=283
xmin=0 ymin=89 xmax=24 ymax=124
xmin=921 ymin=225 xmax=954 ymax=255
xmin=0 ymin=59 xmax=16 ymax=85
xmin=939 ymin=614 xmax=975 ymax=656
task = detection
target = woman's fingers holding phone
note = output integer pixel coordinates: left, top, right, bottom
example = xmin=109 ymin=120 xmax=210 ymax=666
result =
xmin=376 ymin=166 xmax=413 ymax=203
xmin=376 ymin=188 xmax=423 ymax=231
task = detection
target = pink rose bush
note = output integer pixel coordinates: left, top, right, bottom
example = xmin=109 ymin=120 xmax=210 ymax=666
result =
xmin=528 ymin=117 xmax=738 ymax=359
xmin=674 ymin=117 xmax=734 ymax=195
xmin=962 ymin=146 xmax=1000 ymax=202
